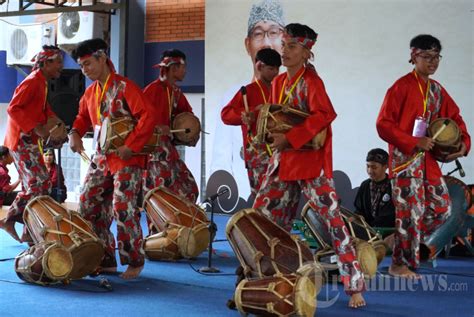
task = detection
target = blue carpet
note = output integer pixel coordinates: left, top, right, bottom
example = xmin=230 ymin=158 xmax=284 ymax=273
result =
xmin=0 ymin=213 xmax=473 ymax=316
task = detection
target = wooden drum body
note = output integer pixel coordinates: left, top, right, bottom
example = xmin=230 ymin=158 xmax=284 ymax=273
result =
xmin=172 ymin=112 xmax=201 ymax=146
xmin=255 ymin=104 xmax=327 ymax=150
xmin=428 ymin=117 xmax=461 ymax=162
xmin=15 ymin=241 xmax=73 ymax=285
xmin=143 ymin=187 xmax=209 ymax=259
xmin=99 ymin=116 xmax=161 ymax=154
xmin=23 ymin=196 xmax=104 ymax=279
xmin=226 ymin=208 xmax=316 ymax=279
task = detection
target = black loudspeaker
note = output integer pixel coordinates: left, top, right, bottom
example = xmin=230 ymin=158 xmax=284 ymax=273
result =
xmin=48 ymin=69 xmax=85 ymax=128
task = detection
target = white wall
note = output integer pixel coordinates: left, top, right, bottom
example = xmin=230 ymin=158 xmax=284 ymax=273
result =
xmin=206 ymin=0 xmax=474 ymax=199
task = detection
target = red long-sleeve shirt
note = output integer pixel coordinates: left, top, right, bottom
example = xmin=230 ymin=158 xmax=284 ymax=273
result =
xmin=4 ymin=69 xmax=56 ymax=151
xmin=377 ymin=72 xmax=471 ymax=179
xmin=221 ymin=80 xmax=270 ymax=162
xmin=72 ymin=72 xmax=157 ymax=173
xmin=143 ymin=79 xmax=193 ymax=126
xmin=271 ymin=67 xmax=336 ymax=181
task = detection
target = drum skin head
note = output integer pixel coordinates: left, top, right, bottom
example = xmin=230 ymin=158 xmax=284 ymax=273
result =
xmin=295 ymin=275 xmax=317 ymax=317
xmin=46 ymin=244 xmax=73 ymax=279
xmin=355 ymin=240 xmax=378 ymax=278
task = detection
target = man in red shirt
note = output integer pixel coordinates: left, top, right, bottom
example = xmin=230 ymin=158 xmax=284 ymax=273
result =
xmin=0 ymin=46 xmax=64 ymax=242
xmin=377 ymin=34 xmax=470 ymax=279
xmin=0 ymin=146 xmax=20 ymax=207
xmin=221 ymin=48 xmax=280 ymax=198
xmin=69 ymin=39 xmax=157 ymax=279
xmin=142 ymin=49 xmax=199 ymax=204
xmin=252 ymin=23 xmax=366 ymax=308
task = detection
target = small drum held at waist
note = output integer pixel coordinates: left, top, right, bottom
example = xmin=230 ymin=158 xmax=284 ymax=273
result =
xmin=171 ymin=112 xmax=201 ymax=146
xmin=427 ymin=117 xmax=461 ymax=162
xmin=255 ymin=104 xmax=327 ymax=150
xmin=44 ymin=116 xmax=68 ymax=149
xmin=99 ymin=116 xmax=161 ymax=154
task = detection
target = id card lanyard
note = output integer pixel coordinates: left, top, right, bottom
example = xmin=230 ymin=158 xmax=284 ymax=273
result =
xmin=93 ymin=74 xmax=111 ymax=149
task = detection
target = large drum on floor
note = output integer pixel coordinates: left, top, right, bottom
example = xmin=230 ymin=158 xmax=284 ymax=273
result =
xmin=143 ymin=187 xmax=209 ymax=259
xmin=427 ymin=117 xmax=461 ymax=162
xmin=171 ymin=112 xmax=201 ymax=146
xmin=226 ymin=208 xmax=316 ymax=279
xmin=255 ymin=104 xmax=327 ymax=150
xmin=234 ymin=264 xmax=322 ymax=317
xmin=99 ymin=116 xmax=161 ymax=154
xmin=14 ymin=241 xmax=73 ymax=285
xmin=143 ymin=228 xmax=182 ymax=261
xmin=23 ymin=196 xmax=104 ymax=279
xmin=301 ymin=204 xmax=381 ymax=278
xmin=423 ymin=176 xmax=474 ymax=259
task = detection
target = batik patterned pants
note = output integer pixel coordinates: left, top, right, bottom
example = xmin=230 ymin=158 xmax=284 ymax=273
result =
xmin=391 ymin=176 xmax=450 ymax=268
xmin=245 ymin=143 xmax=269 ymax=197
xmin=253 ymin=157 xmax=365 ymax=294
xmin=79 ymin=155 xmax=144 ymax=268
xmin=144 ymin=139 xmax=198 ymax=203
xmin=7 ymin=134 xmax=51 ymax=223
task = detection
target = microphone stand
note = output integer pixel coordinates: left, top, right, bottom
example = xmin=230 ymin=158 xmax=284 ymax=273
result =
xmin=198 ymin=189 xmax=228 ymax=273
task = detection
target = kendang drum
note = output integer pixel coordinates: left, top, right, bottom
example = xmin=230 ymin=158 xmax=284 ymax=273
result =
xmin=427 ymin=117 xmax=461 ymax=162
xmin=44 ymin=116 xmax=68 ymax=148
xmin=143 ymin=187 xmax=209 ymax=259
xmin=99 ymin=116 xmax=161 ymax=154
xmin=23 ymin=196 xmax=104 ymax=279
xmin=14 ymin=241 xmax=73 ymax=285
xmin=234 ymin=269 xmax=320 ymax=317
xmin=226 ymin=208 xmax=316 ymax=279
xmin=422 ymin=176 xmax=474 ymax=260
xmin=143 ymin=229 xmax=182 ymax=261
xmin=301 ymin=204 xmax=380 ymax=278
xmin=171 ymin=112 xmax=201 ymax=146
xmin=255 ymin=104 xmax=327 ymax=150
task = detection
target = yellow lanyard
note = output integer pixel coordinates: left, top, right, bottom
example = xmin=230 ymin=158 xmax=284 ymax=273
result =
xmin=255 ymin=79 xmax=269 ymax=104
xmin=278 ymin=69 xmax=305 ymax=104
xmin=43 ymin=84 xmax=48 ymax=112
xmin=413 ymin=71 xmax=430 ymax=116
xmin=166 ymin=86 xmax=174 ymax=120
xmin=95 ymin=73 xmax=111 ymax=122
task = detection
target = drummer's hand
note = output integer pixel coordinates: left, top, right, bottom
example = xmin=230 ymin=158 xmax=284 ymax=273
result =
xmin=68 ymin=131 xmax=84 ymax=153
xmin=116 ymin=145 xmax=133 ymax=160
xmin=241 ymin=112 xmax=255 ymax=126
xmin=34 ymin=124 xmax=49 ymax=139
xmin=444 ymin=142 xmax=467 ymax=162
xmin=416 ymin=137 xmax=435 ymax=152
xmin=158 ymin=125 xmax=170 ymax=135
xmin=269 ymin=132 xmax=289 ymax=152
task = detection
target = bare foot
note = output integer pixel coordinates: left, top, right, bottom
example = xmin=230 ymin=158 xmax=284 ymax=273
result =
xmin=0 ymin=219 xmax=21 ymax=242
xmin=120 ymin=265 xmax=143 ymax=279
xmin=389 ymin=264 xmax=421 ymax=279
xmin=349 ymin=292 xmax=366 ymax=308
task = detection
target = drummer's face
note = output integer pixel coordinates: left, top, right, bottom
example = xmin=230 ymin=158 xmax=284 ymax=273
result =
xmin=78 ymin=55 xmax=107 ymax=81
xmin=366 ymin=161 xmax=387 ymax=182
xmin=413 ymin=50 xmax=440 ymax=78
